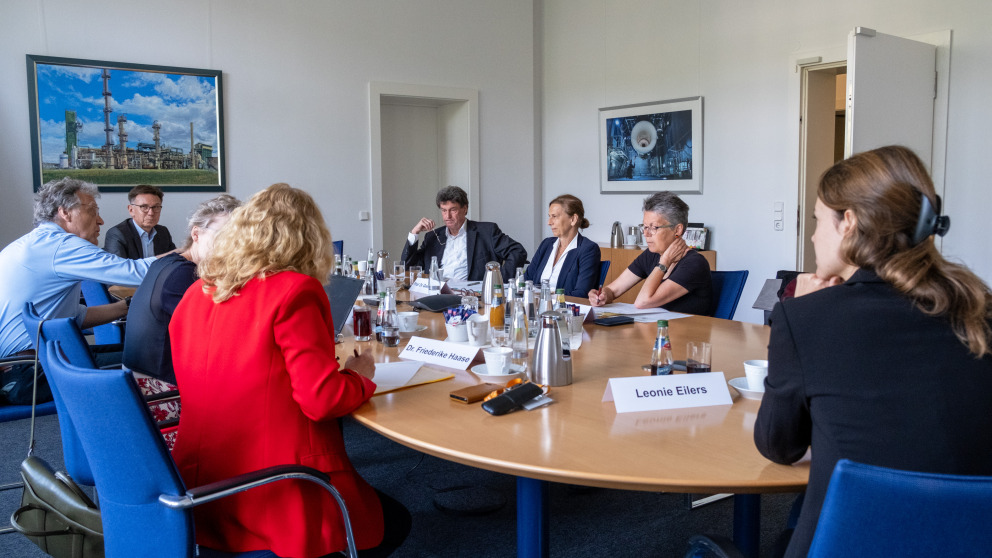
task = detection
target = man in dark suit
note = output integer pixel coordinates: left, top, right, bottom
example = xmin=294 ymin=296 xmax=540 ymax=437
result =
xmin=401 ymin=186 xmax=526 ymax=282
xmin=104 ymin=184 xmax=176 ymax=259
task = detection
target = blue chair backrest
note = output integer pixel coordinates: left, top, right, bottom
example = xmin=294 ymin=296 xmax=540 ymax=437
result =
xmin=333 ymin=240 xmax=343 ymax=256
xmin=709 ymin=270 xmax=748 ymax=320
xmin=43 ymin=341 xmax=194 ymax=558
xmin=598 ymin=260 xmax=610 ymax=288
xmin=80 ymin=281 xmax=124 ymax=345
xmin=808 ymin=459 xmax=992 ymax=557
xmin=21 ymin=302 xmax=97 ymax=485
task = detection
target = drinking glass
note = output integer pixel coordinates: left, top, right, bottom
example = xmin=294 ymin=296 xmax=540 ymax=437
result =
xmin=686 ymin=342 xmax=712 ymax=373
xmin=490 ymin=325 xmax=511 ymax=348
xmin=409 ymin=266 xmax=423 ymax=286
xmin=393 ymin=262 xmax=406 ymax=285
xmin=352 ymin=307 xmax=372 ymax=341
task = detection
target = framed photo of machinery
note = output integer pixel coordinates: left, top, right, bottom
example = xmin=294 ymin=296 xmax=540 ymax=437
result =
xmin=26 ymin=54 xmax=225 ymax=193
xmin=599 ymin=96 xmax=702 ymax=195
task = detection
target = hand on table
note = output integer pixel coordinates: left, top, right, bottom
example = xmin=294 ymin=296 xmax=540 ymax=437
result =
xmin=588 ymin=287 xmax=611 ymax=307
xmin=410 ymin=218 xmax=436 ymax=236
xmin=345 ymin=348 xmax=376 ymax=380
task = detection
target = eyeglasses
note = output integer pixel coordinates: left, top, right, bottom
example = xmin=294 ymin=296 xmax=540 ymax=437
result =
xmin=75 ymin=202 xmax=100 ymax=215
xmin=130 ymin=204 xmax=163 ymax=213
xmin=640 ymin=223 xmax=677 ymax=236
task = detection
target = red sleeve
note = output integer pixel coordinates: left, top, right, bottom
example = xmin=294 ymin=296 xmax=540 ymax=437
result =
xmin=273 ymin=277 xmax=377 ymax=421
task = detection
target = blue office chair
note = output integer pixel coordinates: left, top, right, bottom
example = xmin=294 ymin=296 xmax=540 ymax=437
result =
xmin=42 ymin=340 xmax=358 ymax=558
xmin=20 ymin=303 xmax=179 ymax=486
xmin=709 ymin=270 xmax=748 ymax=320
xmin=808 ymin=459 xmax=992 ymax=557
xmin=598 ymin=260 xmax=610 ymax=289
xmin=0 ymin=353 xmax=57 ymax=422
xmin=333 ymin=240 xmax=344 ymax=256
xmin=21 ymin=302 xmax=100 ymax=485
xmin=79 ymin=281 xmax=125 ymax=345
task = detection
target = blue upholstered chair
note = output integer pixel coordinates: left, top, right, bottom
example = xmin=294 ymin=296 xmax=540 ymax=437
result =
xmin=42 ymin=340 xmax=358 ymax=558
xmin=0 ymin=351 xmax=57 ymax=422
xmin=79 ymin=281 xmax=125 ymax=345
xmin=808 ymin=459 xmax=992 ymax=557
xmin=709 ymin=270 xmax=748 ymax=320
xmin=598 ymin=260 xmax=610 ymax=289
xmin=20 ymin=302 xmax=99 ymax=485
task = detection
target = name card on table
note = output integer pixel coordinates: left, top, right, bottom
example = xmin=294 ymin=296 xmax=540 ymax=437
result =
xmin=410 ymin=278 xmax=448 ymax=295
xmin=603 ymin=372 xmax=732 ymax=413
xmin=399 ymin=336 xmax=478 ymax=370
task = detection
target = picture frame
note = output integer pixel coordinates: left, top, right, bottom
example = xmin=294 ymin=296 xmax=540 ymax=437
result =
xmin=26 ymin=54 xmax=225 ymax=193
xmin=684 ymin=225 xmax=708 ymax=251
xmin=599 ymin=96 xmax=702 ymax=194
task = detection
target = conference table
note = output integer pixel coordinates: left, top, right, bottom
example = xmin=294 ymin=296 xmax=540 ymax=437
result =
xmin=346 ymin=298 xmax=809 ymax=558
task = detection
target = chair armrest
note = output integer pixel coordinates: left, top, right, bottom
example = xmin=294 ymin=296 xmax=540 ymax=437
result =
xmin=145 ymin=390 xmax=180 ymax=404
xmin=158 ymin=464 xmax=357 ymax=558
xmin=0 ymin=356 xmax=34 ymax=367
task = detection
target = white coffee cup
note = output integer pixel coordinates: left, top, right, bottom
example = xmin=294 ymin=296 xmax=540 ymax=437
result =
xmin=445 ymin=322 xmax=468 ymax=342
xmin=482 ymin=347 xmax=512 ymax=374
xmin=465 ymin=314 xmax=490 ymax=346
xmin=356 ymin=260 xmax=368 ymax=274
xmin=743 ymin=359 xmax=769 ymax=392
xmin=397 ymin=311 xmax=419 ymax=332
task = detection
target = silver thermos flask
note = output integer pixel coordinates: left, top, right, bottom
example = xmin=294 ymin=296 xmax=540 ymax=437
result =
xmin=530 ymin=312 xmax=573 ymax=387
xmin=481 ymin=261 xmax=502 ymax=312
xmin=610 ymin=221 xmax=625 ymax=248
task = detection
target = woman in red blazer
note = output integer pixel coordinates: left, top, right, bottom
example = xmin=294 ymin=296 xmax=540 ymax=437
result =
xmin=170 ymin=183 xmax=405 ymax=557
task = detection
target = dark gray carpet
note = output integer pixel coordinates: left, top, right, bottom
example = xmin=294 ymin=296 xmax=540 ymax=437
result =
xmin=0 ymin=414 xmax=799 ymax=557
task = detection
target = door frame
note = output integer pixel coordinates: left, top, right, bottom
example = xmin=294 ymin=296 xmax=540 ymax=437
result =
xmin=790 ymin=29 xmax=951 ymax=268
xmin=369 ymin=82 xmax=479 ymax=249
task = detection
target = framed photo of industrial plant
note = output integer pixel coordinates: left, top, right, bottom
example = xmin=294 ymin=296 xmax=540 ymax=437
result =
xmin=599 ymin=96 xmax=702 ymax=195
xmin=26 ymin=54 xmax=225 ymax=192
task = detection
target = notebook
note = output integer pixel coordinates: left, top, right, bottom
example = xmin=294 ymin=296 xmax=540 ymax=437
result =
xmin=324 ymin=275 xmax=365 ymax=336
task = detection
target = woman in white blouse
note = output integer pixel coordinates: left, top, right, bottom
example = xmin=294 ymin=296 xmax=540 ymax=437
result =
xmin=524 ymin=194 xmax=602 ymax=297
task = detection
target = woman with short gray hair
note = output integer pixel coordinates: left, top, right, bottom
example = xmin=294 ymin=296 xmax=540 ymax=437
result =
xmin=123 ymin=194 xmax=242 ymax=387
xmin=589 ymin=191 xmax=712 ymax=314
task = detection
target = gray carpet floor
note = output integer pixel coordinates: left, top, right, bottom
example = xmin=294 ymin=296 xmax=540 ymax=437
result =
xmin=1 ymin=413 xmax=799 ymax=557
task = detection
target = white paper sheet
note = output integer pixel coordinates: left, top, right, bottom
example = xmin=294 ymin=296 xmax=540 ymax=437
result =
xmin=372 ymin=361 xmax=423 ymax=394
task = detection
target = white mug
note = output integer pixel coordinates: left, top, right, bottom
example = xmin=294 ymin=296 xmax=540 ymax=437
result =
xmin=465 ymin=314 xmax=490 ymax=346
xmin=483 ymin=347 xmax=512 ymax=374
xmin=743 ymin=359 xmax=769 ymax=392
xmin=397 ymin=311 xmax=419 ymax=332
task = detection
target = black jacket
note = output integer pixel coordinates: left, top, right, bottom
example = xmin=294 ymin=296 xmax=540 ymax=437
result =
xmin=104 ymin=219 xmax=176 ymax=259
xmin=400 ymin=220 xmax=526 ymax=282
xmin=754 ymin=268 xmax=992 ymax=557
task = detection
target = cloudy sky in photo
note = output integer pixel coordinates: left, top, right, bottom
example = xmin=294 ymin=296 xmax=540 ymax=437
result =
xmin=34 ymin=62 xmax=218 ymax=163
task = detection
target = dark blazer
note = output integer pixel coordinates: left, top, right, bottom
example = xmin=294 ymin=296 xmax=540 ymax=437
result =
xmin=400 ymin=219 xmax=527 ymax=282
xmin=524 ymin=233 xmax=601 ymax=297
xmin=103 ymin=219 xmax=175 ymax=259
xmin=754 ymin=268 xmax=992 ymax=557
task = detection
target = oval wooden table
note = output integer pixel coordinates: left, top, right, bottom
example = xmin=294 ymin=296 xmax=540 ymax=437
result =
xmin=347 ymin=303 xmax=808 ymax=558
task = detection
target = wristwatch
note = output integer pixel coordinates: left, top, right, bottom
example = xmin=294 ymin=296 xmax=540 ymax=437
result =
xmin=656 ymin=263 xmax=668 ymax=273
xmin=124 ymin=296 xmax=132 ymax=308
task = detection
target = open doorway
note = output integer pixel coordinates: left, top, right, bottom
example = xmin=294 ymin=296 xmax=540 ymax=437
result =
xmin=797 ymin=63 xmax=846 ymax=272
xmin=369 ymin=82 xmax=479 ymax=254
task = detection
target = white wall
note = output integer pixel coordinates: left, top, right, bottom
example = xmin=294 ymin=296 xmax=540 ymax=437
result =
xmin=542 ymin=0 xmax=992 ymax=323
xmin=0 ymin=0 xmax=537 ymax=260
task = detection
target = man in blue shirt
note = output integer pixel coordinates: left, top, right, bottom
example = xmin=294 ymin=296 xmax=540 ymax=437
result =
xmin=0 ymin=178 xmax=154 ymax=404
xmin=103 ymin=184 xmax=176 ymax=258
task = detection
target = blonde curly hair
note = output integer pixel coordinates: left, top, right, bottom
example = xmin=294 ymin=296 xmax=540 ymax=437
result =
xmin=198 ymin=183 xmax=334 ymax=303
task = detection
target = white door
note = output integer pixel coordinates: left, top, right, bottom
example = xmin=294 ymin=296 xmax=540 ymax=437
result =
xmin=845 ymin=27 xmax=936 ymax=166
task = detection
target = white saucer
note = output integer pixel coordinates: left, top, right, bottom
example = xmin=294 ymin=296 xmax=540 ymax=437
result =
xmin=399 ymin=325 xmax=428 ymax=337
xmin=728 ymin=377 xmax=763 ymax=401
xmin=471 ymin=363 xmax=524 ymax=379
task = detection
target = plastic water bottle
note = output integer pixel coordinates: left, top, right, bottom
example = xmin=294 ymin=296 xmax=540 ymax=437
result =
xmin=650 ymin=320 xmax=673 ymax=375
